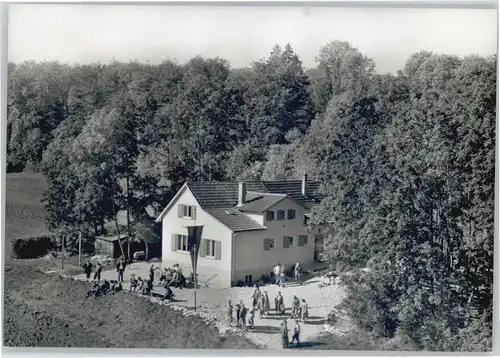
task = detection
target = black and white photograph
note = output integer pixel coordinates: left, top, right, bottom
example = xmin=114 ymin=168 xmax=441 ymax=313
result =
xmin=2 ymin=2 xmax=497 ymax=352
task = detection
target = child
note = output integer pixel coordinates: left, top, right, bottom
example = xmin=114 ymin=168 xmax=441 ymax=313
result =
xmin=239 ymin=303 xmax=247 ymax=331
xmin=248 ymin=307 xmax=255 ymax=329
xmin=137 ymin=277 xmax=145 ymax=293
xmin=130 ymin=275 xmax=138 ymax=292
xmin=227 ymin=300 xmax=233 ymax=325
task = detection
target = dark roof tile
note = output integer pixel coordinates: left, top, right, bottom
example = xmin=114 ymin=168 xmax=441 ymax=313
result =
xmin=238 ymin=192 xmax=287 ymax=212
xmin=205 ymin=208 xmax=267 ymax=232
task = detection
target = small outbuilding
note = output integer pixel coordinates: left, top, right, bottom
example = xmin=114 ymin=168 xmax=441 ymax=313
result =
xmin=94 ymin=234 xmax=128 ymax=259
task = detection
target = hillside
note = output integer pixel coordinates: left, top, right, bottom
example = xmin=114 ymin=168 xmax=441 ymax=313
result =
xmin=3 ymin=172 xmax=257 ymax=349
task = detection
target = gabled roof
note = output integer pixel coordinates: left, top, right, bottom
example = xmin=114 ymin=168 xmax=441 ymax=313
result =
xmin=187 ymin=181 xmax=266 ymax=209
xmin=155 ymin=178 xmax=323 ymax=231
xmin=238 ymin=192 xmax=293 ymax=212
xmin=205 ymin=208 xmax=267 ymax=232
xmin=154 ymin=183 xmax=190 ymax=222
xmin=260 ymin=181 xmax=323 ymax=211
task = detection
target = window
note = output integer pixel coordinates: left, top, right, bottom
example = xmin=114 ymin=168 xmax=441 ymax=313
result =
xmin=266 ymin=211 xmax=275 ymax=221
xmin=174 ymin=234 xmax=188 ymax=251
xmin=287 ymin=209 xmax=296 ymax=220
xmin=200 ymin=239 xmax=221 ymax=260
xmin=178 ymin=204 xmax=197 ymax=219
xmin=283 ymin=236 xmax=295 ymax=248
xmin=205 ymin=239 xmax=216 ymax=257
xmin=303 ymin=215 xmax=309 ymax=226
xmin=298 ymin=235 xmax=309 ymax=246
xmin=263 ymin=238 xmax=275 ymax=251
xmin=244 ymin=275 xmax=253 ymax=284
xmin=277 ymin=210 xmax=285 ymax=220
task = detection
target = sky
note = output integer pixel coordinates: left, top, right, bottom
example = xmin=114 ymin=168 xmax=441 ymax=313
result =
xmin=8 ymin=5 xmax=497 ymax=73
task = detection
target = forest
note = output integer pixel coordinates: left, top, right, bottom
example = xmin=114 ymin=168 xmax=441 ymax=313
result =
xmin=6 ymin=40 xmax=495 ymax=351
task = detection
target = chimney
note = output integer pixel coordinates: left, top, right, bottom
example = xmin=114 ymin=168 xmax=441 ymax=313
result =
xmin=301 ymin=172 xmax=307 ymax=196
xmin=238 ymin=182 xmax=247 ymax=206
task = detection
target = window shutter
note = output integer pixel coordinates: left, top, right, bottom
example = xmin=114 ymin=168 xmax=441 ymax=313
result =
xmin=178 ymin=204 xmax=183 ymax=218
xmin=171 ymin=234 xmax=177 ymax=251
xmin=283 ymin=236 xmax=289 ymax=249
xmin=215 ymin=241 xmax=222 ymax=260
xmin=192 ymin=206 xmax=197 ymax=220
xmin=263 ymin=238 xmax=270 ymax=251
xmin=199 ymin=239 xmax=206 ymax=257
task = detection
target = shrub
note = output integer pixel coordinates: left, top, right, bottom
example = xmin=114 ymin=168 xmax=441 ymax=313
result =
xmin=339 ymin=269 xmax=400 ymax=338
xmin=12 ymin=235 xmax=54 ymax=259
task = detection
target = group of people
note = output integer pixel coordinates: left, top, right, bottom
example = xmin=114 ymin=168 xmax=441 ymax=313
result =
xmin=82 ymin=259 xmax=181 ymax=302
xmin=85 ymin=279 xmax=123 ymax=299
xmin=227 ymin=284 xmax=309 ymax=331
xmin=159 ymin=264 xmax=187 ymax=289
xmin=279 ymin=318 xmax=302 ymax=348
xmin=273 ymin=262 xmax=302 ymax=287
xmin=82 ymin=259 xmax=103 ymax=281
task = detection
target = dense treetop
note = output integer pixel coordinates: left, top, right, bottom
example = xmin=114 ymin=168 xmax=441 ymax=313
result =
xmin=6 ymin=41 xmax=496 ymax=352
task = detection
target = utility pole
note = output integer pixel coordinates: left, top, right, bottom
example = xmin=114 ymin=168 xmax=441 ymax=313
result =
xmin=78 ymin=231 xmax=82 ymax=267
xmin=61 ymin=234 xmax=65 ymax=270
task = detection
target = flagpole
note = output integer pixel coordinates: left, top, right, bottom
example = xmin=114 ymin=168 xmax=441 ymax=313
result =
xmin=194 ymin=244 xmax=197 ymax=312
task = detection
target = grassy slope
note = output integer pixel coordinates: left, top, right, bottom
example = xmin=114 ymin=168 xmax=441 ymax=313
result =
xmin=3 ymin=172 xmax=257 ymax=349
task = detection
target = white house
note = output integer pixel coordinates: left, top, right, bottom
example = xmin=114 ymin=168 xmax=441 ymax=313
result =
xmin=155 ymin=174 xmax=324 ymax=287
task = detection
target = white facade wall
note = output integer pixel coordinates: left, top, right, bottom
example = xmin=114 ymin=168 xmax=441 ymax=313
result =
xmin=161 ymin=187 xmax=233 ymax=286
xmin=232 ymin=198 xmax=315 ymax=283
xmin=245 ymin=213 xmax=264 ymax=226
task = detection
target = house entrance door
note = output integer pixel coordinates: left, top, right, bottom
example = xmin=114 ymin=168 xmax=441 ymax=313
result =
xmin=314 ymin=234 xmax=324 ymax=262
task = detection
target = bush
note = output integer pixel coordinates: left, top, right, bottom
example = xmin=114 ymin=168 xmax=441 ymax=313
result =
xmin=12 ymin=235 xmax=54 ymax=259
xmin=339 ymin=269 xmax=400 ymax=337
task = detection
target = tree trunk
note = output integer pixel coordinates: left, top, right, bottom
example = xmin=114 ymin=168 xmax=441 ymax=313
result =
xmin=126 ymin=175 xmax=132 ymax=263
xmin=143 ymin=239 xmax=149 ymax=261
xmin=112 ymin=199 xmax=126 ymax=259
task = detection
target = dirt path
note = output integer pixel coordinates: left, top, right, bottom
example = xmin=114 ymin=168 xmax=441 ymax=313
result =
xmin=73 ymin=263 xmax=349 ymax=350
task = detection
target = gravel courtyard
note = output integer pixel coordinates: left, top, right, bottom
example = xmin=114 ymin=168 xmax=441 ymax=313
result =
xmin=73 ymin=261 xmax=348 ymax=350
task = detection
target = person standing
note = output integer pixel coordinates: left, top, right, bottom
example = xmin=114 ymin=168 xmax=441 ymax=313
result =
xmin=292 ymin=295 xmax=301 ymax=319
xmin=251 ymin=283 xmax=262 ymax=309
xmin=275 ymin=291 xmax=285 ymax=315
xmin=248 ymin=306 xmax=255 ymax=329
xmin=239 ymin=303 xmax=248 ymax=331
xmin=227 ymin=300 xmax=234 ymax=326
xmin=83 ymin=260 xmax=93 ymax=281
xmin=264 ymin=291 xmax=271 ymax=316
xmin=235 ymin=301 xmax=242 ymax=328
xmin=294 ymin=262 xmax=301 ymax=285
xmin=149 ymin=264 xmax=155 ymax=284
xmin=273 ymin=263 xmax=281 ymax=285
xmin=116 ymin=259 xmax=126 ymax=282
xmin=300 ymin=299 xmax=309 ymax=322
xmin=279 ymin=319 xmax=289 ymax=348
xmin=291 ymin=319 xmax=301 ymax=347
xmin=94 ymin=262 xmax=102 ymax=281
xmin=279 ymin=264 xmax=286 ymax=288
xmin=258 ymin=293 xmax=266 ymax=319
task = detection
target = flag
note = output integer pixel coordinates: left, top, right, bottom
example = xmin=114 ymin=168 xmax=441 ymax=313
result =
xmin=187 ymin=225 xmax=204 ymax=276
